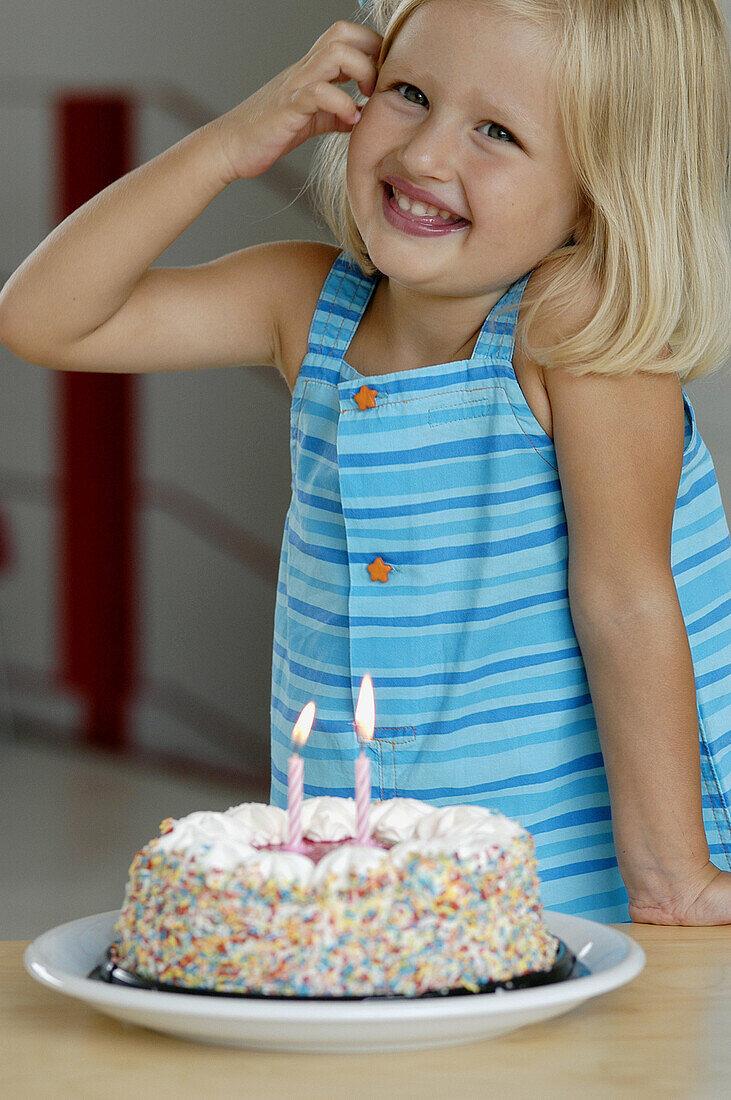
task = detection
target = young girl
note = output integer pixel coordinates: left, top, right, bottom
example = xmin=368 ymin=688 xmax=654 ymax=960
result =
xmin=0 ymin=0 xmax=729 ymax=925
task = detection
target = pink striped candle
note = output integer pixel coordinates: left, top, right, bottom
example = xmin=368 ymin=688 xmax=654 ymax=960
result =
xmin=286 ymin=701 xmax=315 ymax=850
xmin=354 ymin=675 xmax=375 ymax=845
xmin=355 ymin=747 xmax=371 ymax=845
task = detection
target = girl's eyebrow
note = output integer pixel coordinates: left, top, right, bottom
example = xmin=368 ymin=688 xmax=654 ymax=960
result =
xmin=476 ymin=96 xmax=539 ymax=139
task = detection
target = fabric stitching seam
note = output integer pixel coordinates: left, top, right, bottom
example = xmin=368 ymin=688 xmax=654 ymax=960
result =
xmin=339 ymin=381 xmax=504 ymax=413
xmin=500 ymin=383 xmax=559 ymax=472
xmin=291 ymin=380 xmax=309 ymax=470
xmin=377 ymin=741 xmax=385 ymax=801
xmin=373 ymin=727 xmax=417 ymax=745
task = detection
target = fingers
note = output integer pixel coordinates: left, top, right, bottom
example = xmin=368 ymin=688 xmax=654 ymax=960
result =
xmin=312 ymin=20 xmax=383 ymax=60
xmin=317 ymin=41 xmax=379 ymax=97
xmin=307 ymin=21 xmax=382 ymax=97
xmin=275 ymin=20 xmax=383 ymax=136
xmin=290 ymin=80 xmax=363 ymax=126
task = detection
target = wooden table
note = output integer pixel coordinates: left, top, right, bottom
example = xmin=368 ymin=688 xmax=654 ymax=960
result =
xmin=2 ymin=926 xmax=729 ymax=1099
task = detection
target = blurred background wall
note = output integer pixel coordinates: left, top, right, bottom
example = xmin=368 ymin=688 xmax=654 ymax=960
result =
xmin=0 ymin=0 xmax=729 ymax=796
xmin=0 ymin=0 xmax=361 ymax=793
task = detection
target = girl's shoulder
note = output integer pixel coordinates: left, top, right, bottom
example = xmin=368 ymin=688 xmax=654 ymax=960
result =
xmin=512 ymin=265 xmax=595 ymax=443
xmin=275 ymin=240 xmax=341 ymax=393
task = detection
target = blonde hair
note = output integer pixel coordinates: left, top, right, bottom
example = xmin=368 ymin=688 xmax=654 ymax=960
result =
xmin=307 ymin=0 xmax=731 ymax=380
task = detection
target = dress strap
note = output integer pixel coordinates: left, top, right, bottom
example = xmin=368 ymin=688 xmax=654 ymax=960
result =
xmin=471 ymin=271 xmax=531 ymax=363
xmin=306 ymin=252 xmax=378 ymax=360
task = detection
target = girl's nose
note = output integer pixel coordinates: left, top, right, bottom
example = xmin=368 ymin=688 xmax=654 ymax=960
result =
xmin=399 ymin=116 xmax=455 ymax=180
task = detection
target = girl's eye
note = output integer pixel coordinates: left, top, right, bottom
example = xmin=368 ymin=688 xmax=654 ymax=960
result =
xmin=394 ymin=82 xmax=427 ymax=107
xmin=477 ymin=121 xmax=516 ymax=144
xmin=392 ymin=84 xmax=516 ymax=144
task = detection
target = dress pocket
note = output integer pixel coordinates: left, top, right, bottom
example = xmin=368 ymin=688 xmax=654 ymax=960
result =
xmin=427 ymin=395 xmax=494 ymax=428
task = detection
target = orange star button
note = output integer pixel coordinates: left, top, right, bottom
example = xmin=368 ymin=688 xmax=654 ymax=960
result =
xmin=354 ymin=384 xmax=378 ymax=410
xmin=367 ymin=556 xmax=392 ymax=583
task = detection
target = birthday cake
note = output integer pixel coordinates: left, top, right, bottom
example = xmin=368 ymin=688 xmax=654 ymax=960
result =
xmin=110 ymin=796 xmax=559 ymax=998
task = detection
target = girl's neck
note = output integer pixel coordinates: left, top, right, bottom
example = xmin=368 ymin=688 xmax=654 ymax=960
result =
xmin=365 ymin=274 xmax=510 ymax=371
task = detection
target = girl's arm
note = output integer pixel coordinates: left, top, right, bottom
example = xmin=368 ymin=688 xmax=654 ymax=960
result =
xmin=543 ymin=357 xmax=731 ymax=924
xmin=0 ymin=21 xmax=380 ymax=378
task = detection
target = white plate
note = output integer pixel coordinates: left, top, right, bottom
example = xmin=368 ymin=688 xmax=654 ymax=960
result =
xmin=24 ymin=910 xmax=645 ymax=1052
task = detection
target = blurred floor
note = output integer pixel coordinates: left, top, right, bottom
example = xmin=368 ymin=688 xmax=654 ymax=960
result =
xmin=0 ymin=737 xmax=268 ymax=940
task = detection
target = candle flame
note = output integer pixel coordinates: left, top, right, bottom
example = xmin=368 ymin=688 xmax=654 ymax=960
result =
xmin=354 ymin=675 xmax=375 ymax=743
xmin=292 ymin=701 xmax=315 ymax=748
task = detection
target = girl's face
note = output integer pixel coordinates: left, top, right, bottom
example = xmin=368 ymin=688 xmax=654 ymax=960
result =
xmin=347 ymin=0 xmax=582 ymax=300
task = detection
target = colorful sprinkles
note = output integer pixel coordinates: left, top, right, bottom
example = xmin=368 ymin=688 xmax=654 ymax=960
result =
xmin=111 ymin=828 xmax=558 ymax=998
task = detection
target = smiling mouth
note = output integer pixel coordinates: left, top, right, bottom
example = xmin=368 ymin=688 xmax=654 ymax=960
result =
xmin=383 ymin=183 xmax=470 ymax=228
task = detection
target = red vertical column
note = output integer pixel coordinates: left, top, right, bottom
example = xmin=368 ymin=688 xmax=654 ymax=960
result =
xmin=54 ymin=94 xmax=138 ymax=751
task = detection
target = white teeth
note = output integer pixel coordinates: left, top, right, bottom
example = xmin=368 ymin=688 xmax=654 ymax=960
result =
xmin=392 ymin=186 xmax=461 ymax=222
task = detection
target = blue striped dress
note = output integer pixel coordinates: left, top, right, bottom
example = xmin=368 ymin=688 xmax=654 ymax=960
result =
xmin=270 ymin=250 xmax=731 ymax=922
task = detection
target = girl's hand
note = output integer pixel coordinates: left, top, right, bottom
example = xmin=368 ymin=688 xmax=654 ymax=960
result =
xmin=628 ymin=861 xmax=731 ymax=925
xmin=212 ymin=21 xmax=383 ymax=184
